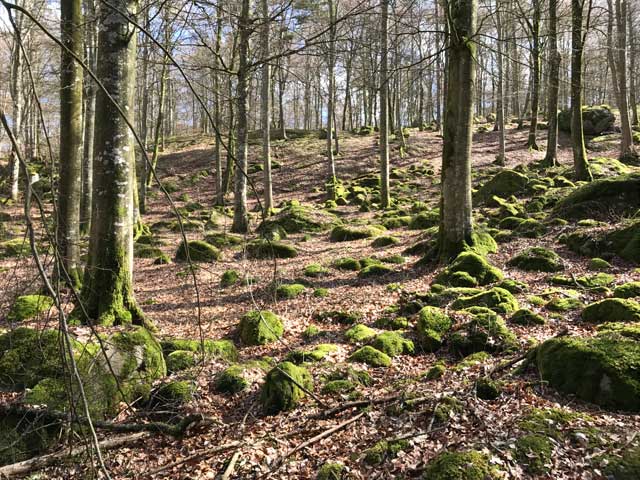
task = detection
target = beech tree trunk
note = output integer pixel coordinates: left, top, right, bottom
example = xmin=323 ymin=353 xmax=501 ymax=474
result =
xmin=326 ymin=0 xmax=337 ymax=188
xmin=261 ymin=0 xmax=273 ymax=213
xmin=614 ymin=0 xmax=635 ymax=157
xmin=544 ymin=0 xmax=560 ymax=166
xmin=526 ymin=0 xmax=541 ymax=149
xmin=379 ymin=0 xmax=390 ymax=208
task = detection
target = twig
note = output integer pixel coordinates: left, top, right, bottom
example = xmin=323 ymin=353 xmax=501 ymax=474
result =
xmin=313 ymin=393 xmax=403 ymax=419
xmin=145 ymin=441 xmax=241 ymax=476
xmin=221 ymin=450 xmax=241 ymax=480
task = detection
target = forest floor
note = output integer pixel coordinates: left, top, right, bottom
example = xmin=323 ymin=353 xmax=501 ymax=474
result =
xmin=1 ymin=123 xmax=639 ymax=479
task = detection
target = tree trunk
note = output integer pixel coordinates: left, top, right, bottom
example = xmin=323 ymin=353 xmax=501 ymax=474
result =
xmin=527 ymin=0 xmax=541 ymax=149
xmin=571 ymin=0 xmax=593 ymax=181
xmin=438 ymin=0 xmax=476 ymax=261
xmin=326 ymin=0 xmax=337 ymax=190
xmin=9 ymin=24 xmax=23 ymax=202
xmin=80 ymin=0 xmax=147 ymax=327
xmin=379 ymin=0 xmax=390 ymax=208
xmin=615 ymin=0 xmax=635 ymax=158
xmin=495 ymin=2 xmax=506 ymax=165
xmin=629 ymin=12 xmax=638 ymax=126
xmin=261 ymin=0 xmax=273 ymax=213
xmin=214 ymin=5 xmax=224 ymax=205
xmin=543 ymin=0 xmax=560 ymax=166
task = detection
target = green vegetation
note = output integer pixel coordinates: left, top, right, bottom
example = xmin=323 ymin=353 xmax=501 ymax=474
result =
xmin=175 ymin=240 xmax=221 ymax=262
xmin=260 ymin=362 xmax=313 ymax=414
xmin=239 ymin=310 xmax=284 ymax=345
xmin=348 ymin=346 xmax=391 ymax=367
xmin=7 ymin=295 xmax=54 ymax=321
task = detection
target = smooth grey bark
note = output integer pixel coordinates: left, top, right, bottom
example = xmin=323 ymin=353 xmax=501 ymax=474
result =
xmin=438 ymin=0 xmax=477 ymax=261
xmin=495 ymin=1 xmax=506 ymax=165
xmin=614 ymin=0 xmax=635 ymax=157
xmin=629 ymin=12 xmax=638 ymax=126
xmin=526 ymin=0 xmax=541 ymax=149
xmin=326 ymin=0 xmax=337 ymax=189
xmin=543 ymin=0 xmax=560 ymax=166
xmin=58 ymin=0 xmax=84 ymax=285
xmin=214 ymin=4 xmax=224 ymax=205
xmin=9 ymin=14 xmax=23 ymax=202
xmin=261 ymin=0 xmax=273 ymax=213
xmin=379 ymin=0 xmax=390 ymax=208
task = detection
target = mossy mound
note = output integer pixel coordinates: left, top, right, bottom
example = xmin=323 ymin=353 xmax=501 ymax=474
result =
xmin=417 ymin=307 xmax=453 ymax=352
xmin=287 ymin=344 xmax=337 ymax=363
xmin=304 ymin=263 xmax=329 ymax=277
xmin=220 ymin=269 xmax=240 ymax=288
xmin=422 ymin=450 xmax=499 ymax=479
xmin=316 ymin=462 xmax=345 ymax=480
xmin=451 ymin=287 xmax=519 ymax=314
xmin=374 ymin=315 xmax=409 ymax=330
xmin=535 ymin=330 xmax=640 ymax=410
xmin=345 ymin=324 xmax=377 ymax=343
xmin=175 ymin=240 xmax=221 ymax=262
xmin=348 ymin=346 xmax=391 ymax=367
xmin=149 ymin=380 xmax=194 ymax=408
xmin=510 ymin=308 xmax=545 ymax=325
xmin=246 ymin=239 xmax=298 ymax=259
xmin=358 ymin=264 xmax=393 ymax=278
xmin=603 ymin=445 xmax=640 ymax=479
xmin=170 ymin=219 xmax=204 ymax=233
xmin=408 ymin=210 xmax=439 ymax=230
xmin=425 ymin=361 xmax=446 ymax=380
xmin=161 ymin=337 xmax=238 ymax=362
xmin=546 ymin=296 xmax=584 ymax=312
xmin=558 ymin=104 xmax=615 ymax=135
xmin=507 ymin=247 xmax=563 ymax=272
xmin=614 ymin=282 xmax=640 ymax=299
xmin=473 ymin=169 xmax=529 ymax=205
xmin=260 ymin=361 xmax=313 ymax=414
xmin=276 ymin=283 xmax=306 ymax=299
xmin=239 ymin=310 xmax=284 ymax=345
xmin=363 ymin=439 xmax=409 ymax=465
xmin=166 ymin=350 xmax=197 ymax=373
xmin=316 ymin=310 xmax=362 ymax=325
xmin=589 ymin=257 xmax=611 ymax=271
xmin=512 ymin=218 xmax=547 ymax=238
xmin=581 ymin=298 xmax=640 ymax=323
xmin=370 ymin=331 xmax=414 ymax=357
xmin=329 ymin=224 xmax=384 ymax=242
xmin=551 ymin=273 xmax=614 ymax=289
xmin=371 ymin=235 xmax=399 ymax=247
xmin=435 ymin=252 xmax=503 ymax=287
xmin=554 ymin=174 xmax=640 ymax=220
xmin=258 ymin=202 xmax=336 ymax=235
xmin=333 ymin=257 xmax=361 ymax=271
xmin=7 ymin=295 xmax=54 ymax=321
xmin=514 ymin=434 xmax=553 ymax=474
xmin=203 ymin=232 xmax=243 ymax=249
xmin=449 ymin=313 xmax=518 ymax=356
xmin=0 ymin=239 xmax=30 ymax=258
xmin=566 ymin=221 xmax=640 ymax=264
xmin=496 ymin=279 xmax=527 ymax=294
xmin=214 ymin=360 xmax=271 ymax=394
xmin=0 ymin=413 xmax=60 ymax=467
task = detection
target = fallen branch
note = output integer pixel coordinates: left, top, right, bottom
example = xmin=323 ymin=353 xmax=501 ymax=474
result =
xmin=0 ymin=432 xmax=150 ymax=478
xmin=313 ymin=393 xmax=403 ymax=419
xmin=221 ymin=450 xmax=241 ymax=480
xmin=146 ymin=441 xmax=242 ymax=476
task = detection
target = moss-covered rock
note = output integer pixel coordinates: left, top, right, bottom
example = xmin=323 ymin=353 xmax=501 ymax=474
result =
xmin=614 ymin=282 xmax=640 ymax=299
xmin=246 ymin=239 xmax=298 ymax=259
xmin=330 ymin=224 xmax=384 ymax=242
xmin=495 ymin=279 xmax=527 ymax=294
xmin=363 ymin=439 xmax=409 ymax=465
xmin=239 ymin=310 xmax=284 ymax=345
xmin=317 ymin=310 xmax=362 ymax=325
xmin=358 ymin=264 xmax=393 ymax=278
xmin=276 ymin=283 xmax=306 ymax=299
xmin=417 ymin=307 xmax=453 ymax=352
xmin=422 ymin=450 xmax=499 ymax=479
xmin=7 ymin=295 xmax=54 ymax=321
xmin=204 ymin=232 xmax=243 ymax=249
xmin=166 ymin=350 xmax=197 ymax=373
xmin=507 ymin=247 xmax=563 ymax=272
xmin=546 ymin=295 xmax=584 ymax=312
xmin=435 ymin=252 xmax=504 ymax=287
xmin=304 ymin=263 xmax=329 ymax=277
xmin=260 ymin=361 xmax=313 ymax=414
xmin=581 ymin=298 xmax=640 ymax=323
xmin=287 ymin=344 xmax=337 ymax=363
xmin=374 ymin=315 xmax=409 ymax=330
xmin=175 ymin=240 xmax=220 ymax=262
xmin=0 ymin=413 xmax=60 ymax=466
xmin=213 ymin=364 xmax=249 ymax=394
xmin=161 ymin=338 xmax=238 ymax=362
xmin=371 ymin=331 xmax=414 ymax=357
xmin=451 ymin=287 xmax=519 ymax=314
xmin=0 ymin=239 xmax=30 ymax=258
xmin=220 ymin=269 xmax=240 ymax=288
xmin=564 ymin=220 xmax=640 ymax=264
xmin=474 ymin=170 xmax=529 ymax=205
xmin=513 ymin=218 xmax=547 ymax=238
xmin=589 ymin=257 xmax=611 ymax=271
xmin=510 ymin=308 xmax=545 ymax=325
xmin=558 ymin=104 xmax=615 ymax=135
xmin=150 ymin=380 xmax=194 ymax=408
xmin=345 ymin=324 xmax=377 ymax=343
xmin=425 ymin=361 xmax=446 ymax=380
xmin=449 ymin=313 xmax=518 ymax=356
xmin=408 ymin=210 xmax=439 ymax=230
xmin=514 ymin=434 xmax=553 ymax=474
xmin=603 ymin=445 xmax=640 ymax=479
xmin=371 ymin=235 xmax=399 ymax=247
xmin=258 ymin=203 xmax=336 ymax=235
xmin=333 ymin=257 xmax=361 ymax=271
xmin=535 ymin=331 xmax=640 ymax=410
xmin=476 ymin=377 xmax=502 ymax=400
xmin=348 ymin=346 xmax=391 ymax=367
xmin=316 ymin=462 xmax=345 ymax=480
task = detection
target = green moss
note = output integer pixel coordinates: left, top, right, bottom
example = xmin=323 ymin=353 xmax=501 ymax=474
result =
xmin=166 ymin=350 xmax=197 ymax=373
xmin=514 ymin=434 xmax=553 ymax=474
xmin=151 ymin=380 xmax=194 ymax=407
xmin=374 ymin=316 xmax=409 ymax=330
xmin=316 ymin=310 xmax=362 ymax=325
xmin=474 ymin=169 xmax=529 ymax=205
xmin=329 ymin=225 xmax=384 ymax=242
xmin=425 ymin=361 xmax=446 ymax=380
xmin=371 ymin=332 xmax=414 ymax=357
xmin=455 ymin=351 xmax=492 ymax=370
xmin=476 ymin=377 xmax=501 ymax=400
xmin=204 ymin=232 xmax=243 ymax=249
xmin=333 ymin=257 xmax=361 ymax=271
xmin=614 ymin=282 xmax=640 ymax=298
xmin=258 ymin=202 xmax=336 ymax=235
xmin=603 ymin=445 xmax=640 ymax=479
xmin=449 ymin=313 xmax=518 ymax=356
xmin=348 ymin=346 xmax=391 ymax=367
xmin=518 ymin=407 xmax=579 ymax=438
xmin=344 ymin=324 xmax=377 ymax=343
xmin=287 ymin=344 xmax=337 ymax=363
xmin=220 ymin=269 xmax=240 ymax=288
xmin=382 ymin=215 xmax=412 ymax=229
xmin=175 ymin=240 xmax=220 ymax=262
xmin=316 ymin=462 xmax=345 ymax=479
xmin=535 ymin=333 xmax=640 ymax=411
xmin=512 ymin=218 xmax=547 ymax=238
xmin=260 ymin=361 xmax=313 ymax=414
xmin=546 ymin=296 xmax=584 ymax=312
xmin=314 ymin=288 xmax=329 ymax=298
xmin=507 ymin=247 xmax=563 ymax=272
xmin=381 ymin=254 xmax=405 ymax=264
xmin=303 ymin=325 xmax=321 ymax=340
xmin=161 ymin=338 xmax=238 ymax=362
xmin=153 ymin=253 xmax=171 ymax=265
xmin=170 ymin=219 xmax=204 ymax=233
xmin=589 ymin=257 xmax=611 ymax=271
xmin=510 ymin=308 xmax=545 ymax=325
xmin=408 ymin=210 xmax=439 ymax=230
xmin=435 ymin=252 xmax=504 ymax=287
xmin=417 ymin=307 xmax=453 ymax=352
xmin=214 ymin=365 xmax=250 ymax=394
xmin=7 ymin=295 xmax=54 ymax=321
xmin=582 ymin=298 xmax=640 ymax=323
xmin=239 ymin=310 xmax=284 ymax=345
xmin=0 ymin=238 xmax=30 ymax=258
xmin=495 ymin=279 xmax=527 ymax=293
xmin=276 ymin=283 xmax=306 ymax=299
xmin=451 ymin=287 xmax=519 ymax=314
xmin=358 ymin=264 xmax=393 ymax=278
xmin=422 ymin=450 xmax=498 ymax=479
xmin=371 ymin=235 xmax=399 ymax=247
xmin=246 ymin=239 xmax=298 ymax=259
xmin=304 ymin=263 xmax=329 ymax=277
xmin=321 ymin=379 xmax=356 ymax=394
xmin=364 ymin=439 xmax=409 ymax=465
xmin=0 ymin=408 xmax=60 ymax=465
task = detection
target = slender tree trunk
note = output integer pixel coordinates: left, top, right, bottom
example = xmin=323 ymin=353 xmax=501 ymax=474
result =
xmin=9 ymin=30 xmax=22 ymax=202
xmin=232 ymin=0 xmax=251 ymax=233
xmin=571 ymin=0 xmax=593 ymax=181
xmin=544 ymin=0 xmax=560 ymax=166
xmin=58 ymin=0 xmax=84 ymax=286
xmin=80 ymin=0 xmax=148 ymax=326
xmin=495 ymin=2 xmax=506 ymax=165
xmin=326 ymin=0 xmax=337 ymax=190
xmin=629 ymin=12 xmax=638 ymax=126
xmin=214 ymin=5 xmax=224 ymax=205
xmin=261 ymin=0 xmax=273 ymax=213
xmin=439 ymin=0 xmax=477 ymax=261
xmin=379 ymin=0 xmax=390 ymax=208
xmin=615 ymin=0 xmax=635 ymax=157
xmin=527 ymin=0 xmax=541 ymax=149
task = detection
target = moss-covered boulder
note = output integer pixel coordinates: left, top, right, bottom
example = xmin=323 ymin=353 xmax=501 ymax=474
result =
xmin=345 ymin=324 xmax=377 ymax=343
xmin=149 ymin=380 xmax=194 ymax=408
xmin=7 ymin=295 xmax=54 ymax=322
xmin=371 ymin=235 xmax=399 ymax=247
xmin=0 ymin=239 xmax=30 ymax=258
xmin=316 ymin=462 xmax=345 ymax=480
xmin=246 ymin=239 xmax=298 ymax=259
xmin=514 ymin=434 xmax=553 ymax=474
xmin=304 ymin=263 xmax=329 ymax=277
xmin=275 ymin=283 xmax=306 ymax=299
xmin=451 ymin=287 xmax=519 ymax=314
xmin=161 ymin=337 xmax=238 ymax=362
xmin=333 ymin=257 xmax=361 ymax=271
xmin=474 ymin=170 xmax=529 ymax=205
xmin=287 ymin=344 xmax=337 ymax=364
xmin=220 ymin=269 xmax=240 ymax=288
xmin=535 ymin=329 xmax=640 ymax=410
xmin=364 ymin=439 xmax=409 ymax=465
xmin=175 ymin=240 xmax=220 ymax=262
xmin=166 ymin=350 xmax=197 ymax=373
xmin=214 ymin=360 xmax=272 ymax=394
xmin=371 ymin=332 xmax=414 ymax=357
xmin=507 ymin=247 xmax=563 ymax=272
xmin=0 ymin=413 xmax=60 ymax=467
xmin=422 ymin=450 xmax=500 ymax=479
xmin=330 ymin=224 xmax=384 ymax=242
xmin=348 ymin=346 xmax=391 ymax=367
xmin=449 ymin=313 xmax=518 ymax=356
xmin=408 ymin=210 xmax=439 ymax=230
xmin=239 ymin=310 xmax=284 ymax=345
xmin=558 ymin=104 xmax=615 ymax=135
xmin=603 ymin=445 xmax=640 ymax=479
xmin=204 ymin=232 xmax=243 ymax=249
xmin=435 ymin=252 xmax=503 ymax=287
xmin=260 ymin=361 xmax=313 ymax=414
xmin=258 ymin=202 xmax=336 ymax=236
xmin=417 ymin=307 xmax=453 ymax=352
xmin=614 ymin=282 xmax=640 ymax=299
xmin=512 ymin=218 xmax=547 ymax=238
xmin=510 ymin=308 xmax=545 ymax=325
xmin=358 ymin=264 xmax=394 ymax=278
xmin=565 ymin=220 xmax=640 ymax=264
xmin=581 ymin=298 xmax=640 ymax=323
